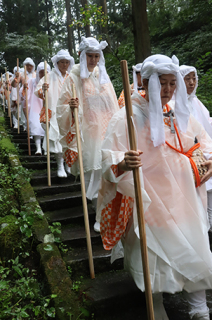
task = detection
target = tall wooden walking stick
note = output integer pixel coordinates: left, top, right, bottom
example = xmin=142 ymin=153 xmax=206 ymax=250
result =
xmin=5 ymin=69 xmax=12 ymax=127
xmin=44 ymin=61 xmax=51 ymax=186
xmin=120 ymin=60 xmax=155 ymax=320
xmin=72 ymin=83 xmax=95 ymax=279
xmin=24 ymin=66 xmax=31 ymax=156
xmin=17 ymin=58 xmax=20 ymax=134
xmin=1 ymin=74 xmax=5 ymax=112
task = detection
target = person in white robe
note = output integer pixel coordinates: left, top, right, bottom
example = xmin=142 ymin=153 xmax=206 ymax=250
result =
xmin=11 ymin=58 xmax=36 ymax=131
xmin=34 ymin=50 xmax=75 ymax=177
xmin=180 ymin=65 xmax=212 ymax=233
xmin=20 ymin=62 xmax=51 ymax=154
xmin=99 ymin=54 xmax=212 ymax=320
xmin=10 ymin=67 xmax=19 ymax=128
xmin=56 ymin=36 xmax=120 ymax=232
xmin=118 ymin=62 xmax=145 ymax=108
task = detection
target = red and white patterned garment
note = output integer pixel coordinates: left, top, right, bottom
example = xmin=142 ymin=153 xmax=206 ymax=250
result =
xmin=118 ymin=83 xmax=145 ymax=108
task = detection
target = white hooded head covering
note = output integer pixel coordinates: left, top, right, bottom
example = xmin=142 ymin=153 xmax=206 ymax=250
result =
xmin=78 ymin=36 xmax=109 ymax=84
xmin=179 ymin=65 xmax=198 ymax=101
xmin=51 ymin=49 xmax=75 ymax=80
xmin=132 ymin=63 xmax=143 ymax=92
xmin=36 ymin=62 xmax=51 ymax=85
xmin=13 ymin=66 xmax=17 ymax=75
xmin=23 ymin=57 xmax=35 ymax=73
xmin=141 ymin=54 xmax=190 ymax=147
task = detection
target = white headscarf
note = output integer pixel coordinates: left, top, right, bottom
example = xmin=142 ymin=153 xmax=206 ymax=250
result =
xmin=36 ymin=62 xmax=51 ymax=85
xmin=132 ymin=63 xmax=143 ymax=93
xmin=141 ymin=54 xmax=190 ymax=147
xmin=78 ymin=36 xmax=109 ymax=84
xmin=51 ymin=49 xmax=75 ymax=80
xmin=23 ymin=57 xmax=35 ymax=73
xmin=180 ymin=65 xmax=212 ymax=138
xmin=13 ymin=66 xmax=17 ymax=75
xmin=179 ymin=65 xmax=198 ymax=101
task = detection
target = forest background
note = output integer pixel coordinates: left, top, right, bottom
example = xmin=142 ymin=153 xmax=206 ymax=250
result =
xmin=0 ymin=0 xmax=212 ymax=111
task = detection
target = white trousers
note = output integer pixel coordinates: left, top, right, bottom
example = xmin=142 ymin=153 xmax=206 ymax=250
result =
xmin=154 ymin=291 xmax=209 ymax=319
xmin=183 ymin=290 xmax=209 ymax=318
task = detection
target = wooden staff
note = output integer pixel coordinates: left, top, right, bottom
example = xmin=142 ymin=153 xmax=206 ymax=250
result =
xmin=72 ymin=83 xmax=95 ymax=279
xmin=24 ymin=66 xmax=31 ymax=155
xmin=1 ymin=74 xmax=5 ymax=112
xmin=5 ymin=69 xmax=12 ymax=127
xmin=44 ymin=61 xmax=51 ymax=186
xmin=120 ymin=60 xmax=154 ymax=320
xmin=17 ymin=58 xmax=20 ymax=133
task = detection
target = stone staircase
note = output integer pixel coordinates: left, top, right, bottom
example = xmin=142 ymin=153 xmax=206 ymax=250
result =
xmin=5 ymin=116 xmax=199 ymax=320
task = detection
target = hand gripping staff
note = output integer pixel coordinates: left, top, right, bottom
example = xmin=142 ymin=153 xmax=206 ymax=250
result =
xmin=24 ymin=66 xmax=31 ymax=156
xmin=120 ymin=60 xmax=155 ymax=320
xmin=72 ymin=83 xmax=95 ymax=279
xmin=5 ymin=68 xmax=12 ymax=127
xmin=44 ymin=61 xmax=51 ymax=186
xmin=17 ymin=58 xmax=20 ymax=134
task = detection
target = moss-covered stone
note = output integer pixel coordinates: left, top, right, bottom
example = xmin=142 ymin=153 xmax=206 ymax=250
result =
xmin=37 ymin=243 xmax=81 ymax=320
xmin=0 ymin=187 xmax=19 ymax=217
xmin=0 ymin=215 xmax=21 ymax=258
xmin=0 ymin=137 xmax=18 ymax=155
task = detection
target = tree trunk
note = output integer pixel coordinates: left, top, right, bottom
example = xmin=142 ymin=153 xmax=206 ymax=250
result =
xmin=65 ymin=0 xmax=73 ymax=55
xmin=75 ymin=0 xmax=81 ymax=44
xmin=45 ymin=0 xmax=52 ymax=52
xmin=81 ymin=0 xmax=91 ymax=37
xmin=99 ymin=0 xmax=110 ymax=49
xmin=131 ymin=0 xmax=151 ymax=63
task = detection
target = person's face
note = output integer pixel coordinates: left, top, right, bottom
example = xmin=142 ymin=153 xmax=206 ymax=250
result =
xmin=184 ymin=71 xmax=197 ymax=95
xmin=159 ymin=74 xmax=176 ymax=106
xmin=39 ymin=70 xmax=45 ymax=79
xmin=57 ymin=59 xmax=70 ymax=75
xmin=86 ymin=53 xmax=100 ymax=72
xmin=26 ymin=63 xmax=33 ymax=73
xmin=136 ymin=72 xmax=142 ymax=87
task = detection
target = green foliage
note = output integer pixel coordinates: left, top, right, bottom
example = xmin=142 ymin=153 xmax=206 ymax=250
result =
xmin=48 ymin=222 xmax=68 ymax=254
xmin=196 ymin=52 xmax=212 ymax=113
xmin=0 ymin=163 xmax=19 ymax=217
xmin=70 ymin=4 xmax=108 ymax=30
xmin=105 ymin=42 xmax=134 ymax=96
xmin=0 ymin=32 xmax=51 ymax=70
xmin=0 ymin=258 xmax=56 ymax=319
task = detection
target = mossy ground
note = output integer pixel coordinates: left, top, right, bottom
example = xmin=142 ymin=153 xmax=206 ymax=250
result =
xmin=0 ymin=108 xmax=85 ymax=319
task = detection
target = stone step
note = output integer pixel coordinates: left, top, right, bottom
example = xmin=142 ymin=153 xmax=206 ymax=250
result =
xmin=33 ymin=181 xmax=81 ymax=197
xmin=15 ymin=142 xmax=36 ymax=150
xmin=45 ymin=204 xmax=95 ymax=224
xmin=60 ymin=222 xmax=99 ymax=244
xmin=38 ymin=191 xmax=83 ymax=211
xmin=63 ymin=243 xmax=124 ymax=278
xmin=81 ymin=270 xmax=147 ymax=320
xmin=12 ymin=138 xmax=35 ymax=143
xmin=20 ymin=155 xmax=55 ymax=162
xmin=81 ymin=271 xmax=191 ymax=320
xmin=22 ymin=161 xmax=57 ymax=170
xmin=11 ymin=134 xmax=28 ymax=139
xmin=30 ymin=171 xmax=76 ymax=186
